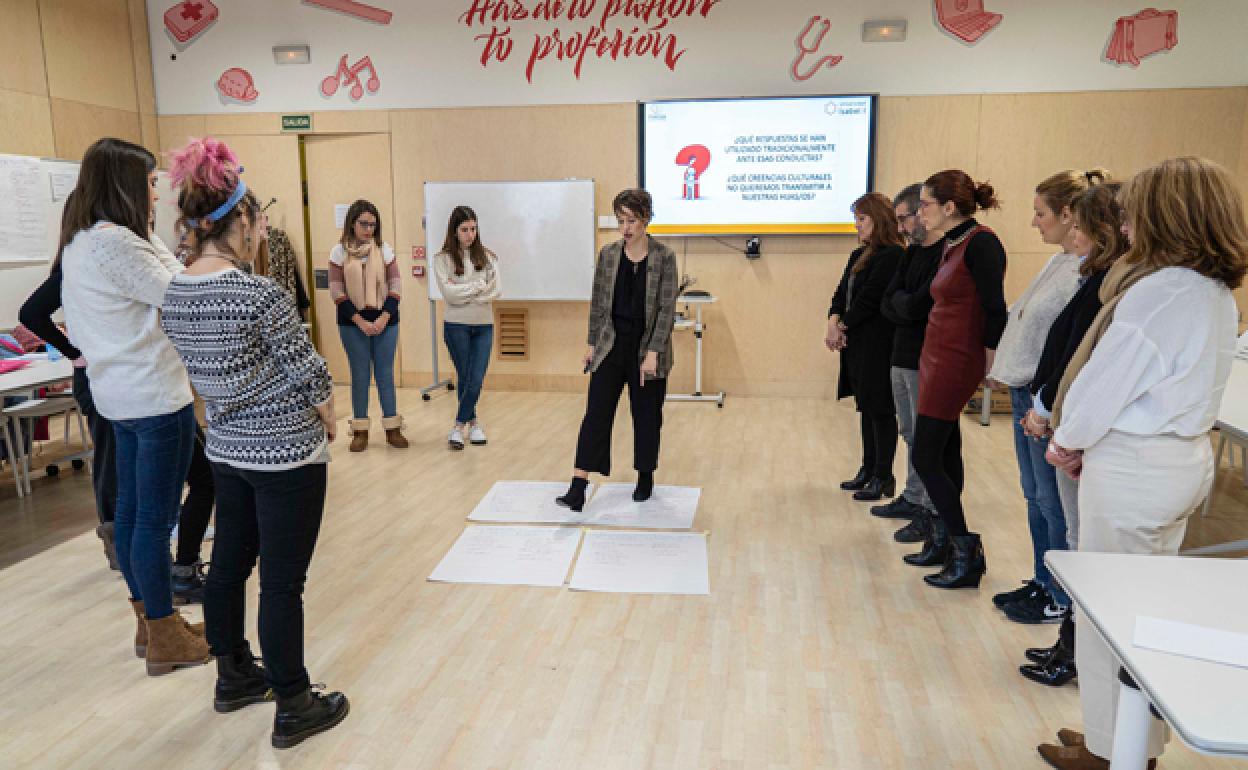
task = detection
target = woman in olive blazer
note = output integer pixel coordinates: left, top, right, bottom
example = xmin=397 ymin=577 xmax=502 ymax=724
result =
xmin=556 ymin=188 xmax=679 ymax=510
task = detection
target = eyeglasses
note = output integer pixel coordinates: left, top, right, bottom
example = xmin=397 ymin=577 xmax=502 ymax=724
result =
xmin=356 ymin=220 xmax=378 ymax=229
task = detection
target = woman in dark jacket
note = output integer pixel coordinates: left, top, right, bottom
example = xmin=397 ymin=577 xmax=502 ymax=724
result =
xmin=826 ymin=192 xmax=906 ymax=502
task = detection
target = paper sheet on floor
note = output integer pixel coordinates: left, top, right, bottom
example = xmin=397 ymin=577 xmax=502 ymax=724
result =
xmin=569 ymin=530 xmax=709 ymax=595
xmin=577 ymin=484 xmax=700 ymax=529
xmin=466 ymin=480 xmax=596 ymax=524
xmin=1134 ymin=616 xmax=1248 ymax=669
xmin=427 ymin=525 xmax=582 ymax=588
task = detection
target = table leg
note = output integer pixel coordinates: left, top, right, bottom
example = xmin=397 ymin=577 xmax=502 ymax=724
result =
xmin=1110 ymin=680 xmax=1153 ymax=768
xmin=980 ymin=385 xmax=991 ymax=426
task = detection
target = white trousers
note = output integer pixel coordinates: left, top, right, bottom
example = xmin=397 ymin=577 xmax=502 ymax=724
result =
xmin=1075 ymin=430 xmax=1213 ymax=759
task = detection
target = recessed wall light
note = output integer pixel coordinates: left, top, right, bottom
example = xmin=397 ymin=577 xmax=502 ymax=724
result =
xmin=273 ymin=45 xmax=311 ymax=65
xmin=862 ymin=20 xmax=907 ymax=43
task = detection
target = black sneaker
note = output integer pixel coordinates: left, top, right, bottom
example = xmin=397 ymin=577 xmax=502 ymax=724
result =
xmin=870 ymin=496 xmax=922 ymax=519
xmin=1005 ymin=592 xmax=1066 ymax=625
xmin=172 ymin=560 xmax=208 ymax=605
xmin=992 ymin=579 xmax=1041 ymax=609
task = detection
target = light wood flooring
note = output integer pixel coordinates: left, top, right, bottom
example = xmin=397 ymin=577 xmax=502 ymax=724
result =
xmin=1 ymin=388 xmax=1246 ymax=769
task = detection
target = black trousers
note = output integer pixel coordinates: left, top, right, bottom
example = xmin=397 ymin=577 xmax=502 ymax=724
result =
xmin=72 ymin=368 xmax=116 ymax=525
xmin=205 ymin=461 xmax=326 ymax=699
xmin=175 ymin=427 xmax=215 ymax=566
xmin=574 ymin=330 xmax=666 ymax=476
xmin=911 ymin=415 xmax=969 ymax=535
xmin=860 ymin=411 xmax=899 ymax=480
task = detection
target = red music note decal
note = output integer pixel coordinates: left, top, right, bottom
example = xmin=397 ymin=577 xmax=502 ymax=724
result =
xmin=321 ymin=54 xmax=381 ymax=100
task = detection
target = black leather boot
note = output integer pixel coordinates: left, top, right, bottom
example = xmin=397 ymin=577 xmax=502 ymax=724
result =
xmin=924 ymin=533 xmax=987 ymax=589
xmin=1021 ymin=611 xmax=1077 ymax=686
xmin=903 ymin=513 xmax=948 ymax=566
xmin=555 ymin=477 xmax=589 ymax=512
xmin=839 ymin=466 xmax=870 ymax=491
xmin=853 ymin=475 xmax=896 ymax=502
xmin=272 ymin=686 xmax=350 ymax=749
xmin=214 ymin=644 xmax=273 ymax=713
xmin=893 ymin=509 xmax=929 ymax=543
xmin=1025 ymin=611 xmax=1074 ymax=664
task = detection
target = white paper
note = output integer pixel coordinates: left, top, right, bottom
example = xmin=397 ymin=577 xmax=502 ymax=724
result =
xmin=334 ymin=203 xmax=350 ymax=229
xmin=0 ymin=154 xmax=50 ymax=262
xmin=579 ymin=484 xmax=701 ymax=529
xmin=467 ymin=480 xmax=596 ymax=524
xmin=427 ymin=525 xmax=582 ymax=588
xmin=47 ymin=165 xmax=79 ymax=203
xmin=569 ymin=530 xmax=710 ymax=595
xmin=1134 ymin=616 xmax=1248 ymax=669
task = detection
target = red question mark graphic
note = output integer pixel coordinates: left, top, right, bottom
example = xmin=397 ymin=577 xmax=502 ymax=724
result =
xmin=675 ymin=145 xmax=711 ymax=200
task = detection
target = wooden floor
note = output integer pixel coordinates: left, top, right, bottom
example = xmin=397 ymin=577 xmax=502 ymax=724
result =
xmin=1 ymin=388 xmax=1246 ymax=769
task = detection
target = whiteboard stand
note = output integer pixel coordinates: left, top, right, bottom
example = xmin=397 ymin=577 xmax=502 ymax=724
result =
xmin=666 ymin=294 xmax=724 ymax=408
xmin=420 ymin=299 xmax=454 ymax=401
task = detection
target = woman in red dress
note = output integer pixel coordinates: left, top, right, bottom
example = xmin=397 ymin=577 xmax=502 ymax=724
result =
xmin=904 ymin=170 xmax=1008 ymax=589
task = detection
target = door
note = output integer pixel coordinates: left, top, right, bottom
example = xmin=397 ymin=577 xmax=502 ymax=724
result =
xmin=303 ymin=133 xmax=398 ymax=384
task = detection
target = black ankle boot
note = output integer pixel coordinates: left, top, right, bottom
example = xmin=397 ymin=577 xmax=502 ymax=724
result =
xmin=1019 ymin=651 xmax=1078 ymax=687
xmin=924 ymin=533 xmax=987 ymax=589
xmin=852 ymin=475 xmax=895 ymax=502
xmin=839 ymin=466 xmax=870 ymax=491
xmin=633 ymin=472 xmax=654 ymax=502
xmin=555 ymin=477 xmax=589 ymax=512
xmin=1026 ymin=611 xmax=1074 ymax=664
xmin=903 ymin=514 xmax=948 ymax=566
xmin=214 ymin=645 xmax=273 ymax=713
xmin=893 ymin=509 xmax=929 ymax=543
xmin=172 ymin=560 xmax=207 ymax=605
xmin=272 ymin=686 xmax=350 ymax=749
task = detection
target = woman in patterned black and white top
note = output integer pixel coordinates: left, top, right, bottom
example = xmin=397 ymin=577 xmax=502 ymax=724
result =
xmin=160 ymin=138 xmax=349 ymax=750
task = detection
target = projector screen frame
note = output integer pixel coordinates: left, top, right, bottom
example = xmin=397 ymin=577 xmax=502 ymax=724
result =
xmin=637 ymin=93 xmax=879 ymax=237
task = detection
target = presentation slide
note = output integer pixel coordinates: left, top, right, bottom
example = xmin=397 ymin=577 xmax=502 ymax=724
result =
xmin=640 ymin=95 xmax=876 ymax=235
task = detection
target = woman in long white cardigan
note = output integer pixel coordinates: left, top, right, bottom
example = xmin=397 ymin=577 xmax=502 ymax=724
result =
xmin=1035 ymin=156 xmax=1248 ymax=769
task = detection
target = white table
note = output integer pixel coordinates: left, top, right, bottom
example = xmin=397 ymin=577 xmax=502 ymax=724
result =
xmin=0 ymin=357 xmax=75 ymax=398
xmin=1046 ymin=551 xmax=1248 ymax=767
xmin=666 ymin=293 xmax=725 ymax=408
xmin=1194 ymin=357 xmax=1248 ymax=537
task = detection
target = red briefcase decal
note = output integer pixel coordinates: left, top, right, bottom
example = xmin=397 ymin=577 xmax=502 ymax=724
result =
xmin=1105 ymin=8 xmax=1178 ymax=67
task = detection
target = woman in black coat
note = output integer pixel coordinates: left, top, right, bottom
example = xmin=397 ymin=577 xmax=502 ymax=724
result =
xmin=826 ymin=192 xmax=905 ymax=501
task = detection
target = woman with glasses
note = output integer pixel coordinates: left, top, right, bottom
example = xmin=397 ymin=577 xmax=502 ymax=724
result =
xmin=329 ymin=199 xmax=407 ymax=451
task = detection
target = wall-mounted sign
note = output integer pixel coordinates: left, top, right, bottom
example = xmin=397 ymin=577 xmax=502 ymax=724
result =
xmin=281 ymin=114 xmax=313 ymax=132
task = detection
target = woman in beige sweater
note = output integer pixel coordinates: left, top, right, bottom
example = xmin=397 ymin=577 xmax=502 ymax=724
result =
xmin=433 ymin=206 xmax=501 ymax=449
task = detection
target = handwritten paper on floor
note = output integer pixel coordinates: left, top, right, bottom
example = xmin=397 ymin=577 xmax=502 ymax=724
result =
xmin=569 ymin=530 xmax=709 ymax=595
xmin=428 ymin=526 xmax=582 ymax=588
xmin=467 ymin=480 xmax=596 ymax=524
xmin=1134 ymin=616 xmax=1248 ymax=670
xmin=578 ymin=484 xmax=700 ymax=529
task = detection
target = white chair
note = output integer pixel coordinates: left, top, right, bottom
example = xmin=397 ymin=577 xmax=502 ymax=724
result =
xmin=0 ymin=411 xmax=30 ymax=497
xmin=1 ymin=397 xmax=91 ymax=496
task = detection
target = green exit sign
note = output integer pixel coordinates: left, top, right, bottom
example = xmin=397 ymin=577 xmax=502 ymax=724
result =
xmin=281 ymin=114 xmax=312 ymax=132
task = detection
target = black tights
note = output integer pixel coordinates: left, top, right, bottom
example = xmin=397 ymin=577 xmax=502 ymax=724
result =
xmin=175 ymin=426 xmax=215 ymax=566
xmin=859 ymin=411 xmax=898 ymax=480
xmin=911 ymin=415 xmax=969 ymax=535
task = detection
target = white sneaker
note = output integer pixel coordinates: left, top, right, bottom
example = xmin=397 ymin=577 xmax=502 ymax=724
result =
xmin=448 ymin=426 xmax=465 ymax=451
xmin=469 ymin=424 xmax=487 ymax=445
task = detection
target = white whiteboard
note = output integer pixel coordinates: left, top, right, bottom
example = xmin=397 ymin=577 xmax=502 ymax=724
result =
xmin=0 ymin=152 xmax=180 ymax=329
xmin=424 ymin=179 xmax=595 ymax=302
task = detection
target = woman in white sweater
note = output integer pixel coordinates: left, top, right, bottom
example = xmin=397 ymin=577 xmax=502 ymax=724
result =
xmin=433 ymin=206 xmax=500 ymax=450
xmin=60 ymin=138 xmax=208 ymax=676
xmin=1036 ymin=157 xmax=1248 ymax=769
xmin=986 ymin=170 xmax=1108 ymax=626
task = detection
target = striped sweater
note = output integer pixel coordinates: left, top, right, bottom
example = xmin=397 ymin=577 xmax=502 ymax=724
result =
xmin=161 ymin=268 xmax=334 ymax=470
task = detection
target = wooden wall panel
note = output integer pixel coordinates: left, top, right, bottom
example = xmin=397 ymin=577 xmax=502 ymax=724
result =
xmin=125 ymin=0 xmax=155 ymax=115
xmin=40 ymin=0 xmax=138 ymax=112
xmin=0 ymin=88 xmax=56 ymax=157
xmin=157 ymin=115 xmax=209 ymax=156
xmin=0 ymin=0 xmax=48 ymax=96
xmin=49 ymin=98 xmax=141 ymax=161
xmin=874 ymin=95 xmax=982 ymax=197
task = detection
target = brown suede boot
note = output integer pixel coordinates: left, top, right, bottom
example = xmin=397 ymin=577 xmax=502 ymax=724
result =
xmin=1037 ymin=742 xmax=1155 ymax=770
xmin=382 ymin=415 xmax=408 ymax=448
xmin=130 ymin=599 xmax=203 ymax=658
xmin=144 ymin=613 xmax=211 ymax=676
xmin=349 ymin=419 xmax=369 ymax=452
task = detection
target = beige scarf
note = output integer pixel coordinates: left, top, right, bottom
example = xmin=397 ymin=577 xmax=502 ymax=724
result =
xmin=1051 ymin=256 xmax=1160 ymax=428
xmin=342 ymin=241 xmax=386 ymax=311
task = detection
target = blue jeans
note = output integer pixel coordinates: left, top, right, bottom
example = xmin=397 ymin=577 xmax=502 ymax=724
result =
xmin=338 ymin=323 xmax=399 ymax=420
xmin=1010 ymin=386 xmax=1069 ymax=606
xmin=113 ymin=404 xmax=196 ymax=620
xmin=443 ymin=323 xmax=493 ymax=424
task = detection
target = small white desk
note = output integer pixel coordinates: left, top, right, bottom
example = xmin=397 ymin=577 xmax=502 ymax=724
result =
xmin=1199 ymin=358 xmax=1248 ymax=524
xmin=1046 ymin=551 xmax=1248 ymax=767
xmin=0 ymin=357 xmax=74 ymax=398
xmin=666 ymin=293 xmax=724 ymax=408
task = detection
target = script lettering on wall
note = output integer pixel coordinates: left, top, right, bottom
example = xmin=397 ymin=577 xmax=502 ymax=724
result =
xmin=458 ymin=0 xmax=723 ymax=82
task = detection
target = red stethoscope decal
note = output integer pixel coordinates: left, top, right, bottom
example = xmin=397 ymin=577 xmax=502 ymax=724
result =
xmin=792 ymin=16 xmax=843 ymax=81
